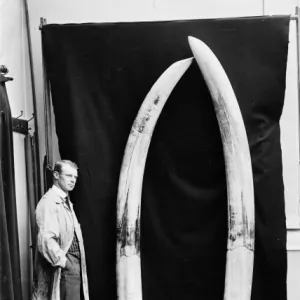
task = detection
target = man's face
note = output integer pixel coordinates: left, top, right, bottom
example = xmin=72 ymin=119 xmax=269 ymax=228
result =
xmin=54 ymin=164 xmax=78 ymax=193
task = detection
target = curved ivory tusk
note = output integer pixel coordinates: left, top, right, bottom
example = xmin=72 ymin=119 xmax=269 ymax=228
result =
xmin=116 ymin=58 xmax=193 ymax=300
xmin=188 ymin=36 xmax=255 ymax=300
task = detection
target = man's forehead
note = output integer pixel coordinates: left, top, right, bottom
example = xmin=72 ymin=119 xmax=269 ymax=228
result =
xmin=61 ymin=163 xmax=78 ymax=174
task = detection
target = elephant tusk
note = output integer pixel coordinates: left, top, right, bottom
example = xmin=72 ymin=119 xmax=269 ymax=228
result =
xmin=188 ymin=36 xmax=255 ymax=300
xmin=116 ymin=57 xmax=193 ymax=300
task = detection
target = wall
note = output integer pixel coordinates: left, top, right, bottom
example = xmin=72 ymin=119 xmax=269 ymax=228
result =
xmin=2 ymin=0 xmax=300 ymax=299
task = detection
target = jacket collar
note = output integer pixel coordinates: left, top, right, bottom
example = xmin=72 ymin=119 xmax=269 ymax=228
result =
xmin=49 ymin=185 xmax=73 ymax=207
xmin=52 ymin=185 xmax=67 ymax=199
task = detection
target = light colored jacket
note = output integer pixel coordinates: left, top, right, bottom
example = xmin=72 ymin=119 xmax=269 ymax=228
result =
xmin=32 ymin=187 xmax=89 ymax=300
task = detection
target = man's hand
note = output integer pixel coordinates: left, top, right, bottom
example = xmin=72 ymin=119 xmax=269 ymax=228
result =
xmin=64 ymin=257 xmax=71 ymax=270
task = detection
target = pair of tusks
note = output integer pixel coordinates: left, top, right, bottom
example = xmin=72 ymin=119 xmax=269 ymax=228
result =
xmin=116 ymin=36 xmax=255 ymax=300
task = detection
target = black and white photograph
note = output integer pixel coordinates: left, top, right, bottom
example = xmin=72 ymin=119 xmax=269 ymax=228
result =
xmin=0 ymin=1 xmax=299 ymax=299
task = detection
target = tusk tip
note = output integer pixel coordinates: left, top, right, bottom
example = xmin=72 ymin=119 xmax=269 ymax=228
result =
xmin=171 ymin=57 xmax=193 ymax=69
xmin=188 ymin=36 xmax=198 ymax=46
xmin=188 ymin=36 xmax=211 ymax=62
xmin=188 ymin=36 xmax=205 ymax=51
xmin=188 ymin=35 xmax=196 ymax=41
xmin=183 ymin=57 xmax=194 ymax=64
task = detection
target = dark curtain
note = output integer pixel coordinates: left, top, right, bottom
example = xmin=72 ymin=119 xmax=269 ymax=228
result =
xmin=42 ymin=16 xmax=289 ymax=300
xmin=0 ymin=74 xmax=23 ymax=300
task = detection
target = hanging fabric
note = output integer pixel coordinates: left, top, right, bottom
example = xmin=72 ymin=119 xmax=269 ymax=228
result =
xmin=0 ymin=73 xmax=23 ymax=300
xmin=41 ymin=16 xmax=289 ymax=300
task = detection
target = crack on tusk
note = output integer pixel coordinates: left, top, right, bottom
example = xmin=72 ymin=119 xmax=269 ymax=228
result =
xmin=154 ymin=95 xmax=160 ymax=105
xmin=117 ymin=192 xmax=129 ymax=249
xmin=135 ymin=205 xmax=141 ymax=254
xmin=215 ymin=98 xmax=239 ymax=155
xmin=117 ymin=189 xmax=141 ymax=257
xmin=227 ymin=245 xmax=254 ymax=252
xmin=134 ymin=103 xmax=158 ymax=134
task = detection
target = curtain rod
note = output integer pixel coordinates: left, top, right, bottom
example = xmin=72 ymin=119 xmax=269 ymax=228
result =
xmin=38 ymin=15 xmax=299 ymax=29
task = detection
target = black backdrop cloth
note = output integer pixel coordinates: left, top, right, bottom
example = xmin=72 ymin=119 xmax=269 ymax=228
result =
xmin=42 ymin=16 xmax=289 ymax=300
xmin=0 ymin=75 xmax=23 ymax=300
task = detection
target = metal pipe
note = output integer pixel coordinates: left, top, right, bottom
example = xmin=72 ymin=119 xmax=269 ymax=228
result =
xmin=23 ymin=0 xmax=42 ymax=198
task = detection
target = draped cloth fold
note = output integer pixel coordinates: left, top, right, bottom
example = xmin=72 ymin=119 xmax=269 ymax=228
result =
xmin=0 ymin=74 xmax=23 ymax=299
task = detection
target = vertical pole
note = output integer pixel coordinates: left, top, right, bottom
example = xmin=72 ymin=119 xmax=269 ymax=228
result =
xmin=294 ymin=7 xmax=300 ymax=223
xmin=24 ymin=135 xmax=36 ymax=259
xmin=23 ymin=0 xmax=42 ymax=199
xmin=295 ymin=7 xmax=300 ymax=159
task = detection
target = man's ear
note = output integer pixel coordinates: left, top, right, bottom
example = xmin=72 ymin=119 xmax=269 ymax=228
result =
xmin=53 ymin=171 xmax=60 ymax=180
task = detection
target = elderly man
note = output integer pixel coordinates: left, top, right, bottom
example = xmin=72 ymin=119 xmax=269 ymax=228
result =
xmin=32 ymin=160 xmax=89 ymax=300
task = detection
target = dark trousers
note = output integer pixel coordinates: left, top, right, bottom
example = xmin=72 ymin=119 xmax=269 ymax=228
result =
xmin=60 ymin=253 xmax=83 ymax=300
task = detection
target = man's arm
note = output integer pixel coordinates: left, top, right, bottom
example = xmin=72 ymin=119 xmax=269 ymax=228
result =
xmin=35 ymin=198 xmax=67 ymax=268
